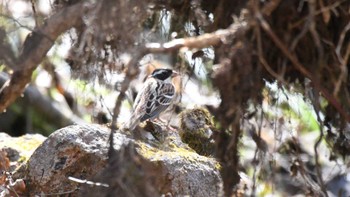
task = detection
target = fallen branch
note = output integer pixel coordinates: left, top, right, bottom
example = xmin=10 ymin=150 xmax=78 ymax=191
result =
xmin=0 ymin=2 xmax=87 ymax=112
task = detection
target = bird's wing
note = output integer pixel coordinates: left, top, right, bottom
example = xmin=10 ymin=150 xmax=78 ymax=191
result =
xmin=126 ymin=79 xmax=156 ymax=130
xmin=140 ymin=82 xmax=175 ymax=122
xmin=133 ymin=80 xmax=150 ymax=109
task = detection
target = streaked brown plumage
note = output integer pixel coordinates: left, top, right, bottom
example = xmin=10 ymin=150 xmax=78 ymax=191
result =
xmin=125 ymin=69 xmax=178 ymax=130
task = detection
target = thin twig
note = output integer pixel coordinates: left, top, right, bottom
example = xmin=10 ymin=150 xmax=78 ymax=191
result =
xmin=0 ymin=14 xmax=36 ymax=34
xmin=146 ymin=21 xmax=246 ymax=52
xmin=68 ymin=176 xmax=109 ymax=188
xmin=289 ymin=0 xmax=346 ymax=29
xmin=108 ymin=49 xmax=146 ymax=162
xmin=261 ymin=0 xmax=281 ymax=16
xmin=334 ymin=21 xmax=350 ymax=96
xmin=0 ymin=2 xmax=86 ymax=112
xmin=255 ymin=10 xmax=350 ymax=122
xmin=290 ymin=13 xmax=311 ymax=51
xmin=255 ymin=16 xmax=287 ymax=85
xmin=311 ymin=92 xmax=328 ymax=197
xmin=308 ymin=0 xmax=325 ymax=71
xmin=30 ymin=0 xmax=38 ymax=27
xmin=42 ymin=188 xmax=79 ymax=196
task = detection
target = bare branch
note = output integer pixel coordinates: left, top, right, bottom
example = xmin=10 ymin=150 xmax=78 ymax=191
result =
xmin=254 ymin=10 xmax=350 ymax=122
xmin=30 ymin=0 xmax=39 ymax=27
xmin=0 ymin=72 xmax=85 ymax=127
xmin=0 ymin=14 xmax=35 ymax=32
xmin=146 ymin=22 xmax=247 ymax=53
xmin=109 ymin=49 xmax=145 ymax=162
xmin=289 ymin=0 xmax=346 ymax=29
xmin=255 ymin=18 xmax=287 ymax=85
xmin=333 ymin=21 xmax=350 ymax=96
xmin=0 ymin=2 xmax=87 ymax=112
xmin=261 ymin=0 xmax=281 ymax=16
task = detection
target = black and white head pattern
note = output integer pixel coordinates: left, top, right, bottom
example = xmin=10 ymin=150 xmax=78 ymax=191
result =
xmin=151 ymin=69 xmax=173 ymax=81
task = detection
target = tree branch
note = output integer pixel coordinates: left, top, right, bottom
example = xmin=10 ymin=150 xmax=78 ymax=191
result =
xmin=255 ymin=10 xmax=350 ymax=122
xmin=0 ymin=72 xmax=84 ymax=128
xmin=0 ymin=2 xmax=87 ymax=112
xmin=145 ymin=22 xmax=247 ymax=53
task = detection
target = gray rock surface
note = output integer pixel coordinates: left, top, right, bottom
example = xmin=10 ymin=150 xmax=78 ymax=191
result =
xmin=0 ymin=132 xmax=46 ymax=171
xmin=25 ymin=124 xmax=223 ymax=196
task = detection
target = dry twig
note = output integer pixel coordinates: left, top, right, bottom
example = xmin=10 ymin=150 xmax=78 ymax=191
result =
xmin=0 ymin=72 xmax=84 ymax=126
xmin=68 ymin=176 xmax=109 ymax=188
xmin=145 ymin=22 xmax=246 ymax=52
xmin=254 ymin=9 xmax=350 ymax=122
xmin=334 ymin=21 xmax=350 ymax=96
xmin=30 ymin=0 xmax=38 ymax=27
xmin=0 ymin=2 xmax=86 ymax=112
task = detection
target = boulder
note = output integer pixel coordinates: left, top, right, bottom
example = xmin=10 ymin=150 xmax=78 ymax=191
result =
xmin=25 ymin=124 xmax=223 ymax=196
xmin=0 ymin=132 xmax=46 ymax=196
xmin=0 ymin=132 xmax=46 ymax=172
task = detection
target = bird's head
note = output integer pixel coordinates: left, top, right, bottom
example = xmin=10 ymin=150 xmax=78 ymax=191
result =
xmin=151 ymin=68 xmax=179 ymax=81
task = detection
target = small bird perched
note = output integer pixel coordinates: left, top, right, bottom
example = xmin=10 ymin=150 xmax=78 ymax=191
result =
xmin=125 ymin=68 xmax=179 ymax=130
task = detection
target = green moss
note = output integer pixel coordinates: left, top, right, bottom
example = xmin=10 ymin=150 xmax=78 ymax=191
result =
xmin=178 ymin=107 xmax=215 ymax=156
xmin=179 ymin=130 xmax=215 ymax=156
xmin=0 ymin=135 xmax=45 ymax=163
xmin=136 ymin=140 xmax=217 ymax=166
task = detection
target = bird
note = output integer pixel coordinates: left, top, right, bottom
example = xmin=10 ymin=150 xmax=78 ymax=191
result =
xmin=125 ymin=68 xmax=179 ymax=130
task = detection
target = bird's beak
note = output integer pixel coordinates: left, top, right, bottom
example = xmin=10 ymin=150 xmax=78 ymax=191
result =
xmin=171 ymin=71 xmax=179 ymax=78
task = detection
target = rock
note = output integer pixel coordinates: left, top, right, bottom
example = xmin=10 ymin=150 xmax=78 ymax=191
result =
xmin=179 ymin=107 xmax=216 ymax=156
xmin=80 ymin=143 xmax=164 ymax=197
xmin=25 ymin=124 xmax=223 ymax=196
xmin=137 ymin=143 xmax=222 ymax=197
xmin=0 ymin=132 xmax=46 ymax=172
xmin=26 ymin=124 xmax=123 ymax=195
xmin=0 ymin=132 xmax=46 ymax=196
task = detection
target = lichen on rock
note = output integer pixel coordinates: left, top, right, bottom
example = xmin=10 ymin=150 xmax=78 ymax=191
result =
xmin=24 ymin=124 xmax=223 ymax=196
xmin=179 ymin=107 xmax=216 ymax=156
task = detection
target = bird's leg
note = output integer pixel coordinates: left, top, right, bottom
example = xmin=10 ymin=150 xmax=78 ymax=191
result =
xmin=154 ymin=117 xmax=167 ymax=124
xmin=166 ymin=124 xmax=177 ymax=132
xmin=152 ymin=117 xmax=176 ymax=131
xmin=164 ymin=118 xmax=177 ymax=132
